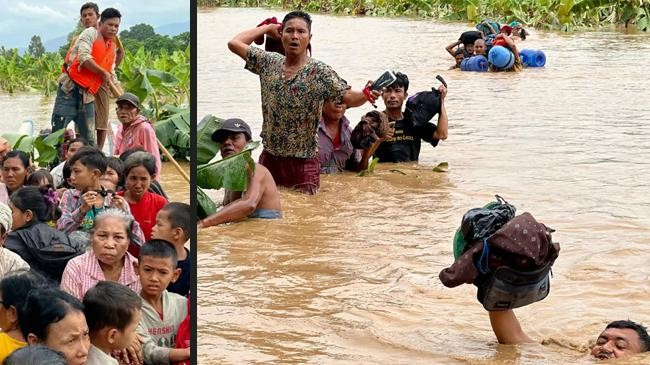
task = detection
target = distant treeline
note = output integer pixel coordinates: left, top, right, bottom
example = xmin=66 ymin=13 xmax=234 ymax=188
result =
xmin=199 ymin=0 xmax=650 ymax=31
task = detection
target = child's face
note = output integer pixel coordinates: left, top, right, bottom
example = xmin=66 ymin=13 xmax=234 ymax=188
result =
xmin=112 ymin=308 xmax=142 ymax=350
xmin=151 ymin=210 xmax=178 ymax=243
xmin=101 ymin=167 xmax=120 ymax=192
xmin=70 ymin=160 xmax=99 ymax=191
xmin=138 ymin=255 xmax=180 ymax=297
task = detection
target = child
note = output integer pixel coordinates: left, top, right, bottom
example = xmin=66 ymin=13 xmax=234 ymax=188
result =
xmin=57 ymin=147 xmax=144 ymax=246
xmin=136 ymin=240 xmax=189 ymax=364
xmin=51 ymin=138 xmax=88 ymax=188
xmin=83 ymin=281 xmax=142 ymax=365
xmin=0 ymin=270 xmax=49 ymax=362
xmin=151 ymin=202 xmax=191 ymax=297
xmin=101 ymin=157 xmax=124 ymax=193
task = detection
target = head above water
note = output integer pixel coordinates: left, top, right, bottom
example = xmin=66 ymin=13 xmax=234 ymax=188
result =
xmin=282 ymin=11 xmax=312 ymax=32
xmin=591 ymin=320 xmax=650 ymax=360
xmin=212 ymin=119 xmax=252 ymax=158
xmin=474 ymin=38 xmax=487 ymax=56
xmin=281 ymin=11 xmax=312 ymax=57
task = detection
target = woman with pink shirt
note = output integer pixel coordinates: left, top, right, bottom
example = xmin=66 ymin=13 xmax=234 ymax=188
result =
xmin=112 ymin=92 xmax=161 ymax=180
xmin=60 ymin=208 xmax=141 ymax=299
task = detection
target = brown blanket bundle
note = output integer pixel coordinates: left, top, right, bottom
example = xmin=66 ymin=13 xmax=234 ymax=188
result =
xmin=350 ymin=110 xmax=390 ymax=149
xmin=439 ymin=212 xmax=560 ymax=288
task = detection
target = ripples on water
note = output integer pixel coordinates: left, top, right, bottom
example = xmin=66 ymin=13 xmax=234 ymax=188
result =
xmin=199 ymin=8 xmax=650 ymax=364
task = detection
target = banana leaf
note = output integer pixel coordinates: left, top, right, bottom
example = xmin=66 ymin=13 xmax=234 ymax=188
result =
xmin=357 ymin=157 xmax=379 ymax=177
xmin=1 ymin=129 xmax=65 ymax=167
xmin=196 ymin=115 xmax=223 ymax=165
xmin=197 ymin=141 xmax=260 ymax=191
xmin=154 ymin=106 xmax=190 ymax=158
xmin=197 ymin=186 xmax=218 ymax=219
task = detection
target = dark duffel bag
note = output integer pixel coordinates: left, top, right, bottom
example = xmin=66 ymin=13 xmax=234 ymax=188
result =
xmin=475 ymin=260 xmax=552 ymax=311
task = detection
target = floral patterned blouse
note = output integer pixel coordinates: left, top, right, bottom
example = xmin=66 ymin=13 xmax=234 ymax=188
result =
xmin=245 ymin=46 xmax=348 ymax=158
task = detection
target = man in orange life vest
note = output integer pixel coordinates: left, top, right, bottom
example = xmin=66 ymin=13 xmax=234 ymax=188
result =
xmin=51 ymin=8 xmax=121 ymax=146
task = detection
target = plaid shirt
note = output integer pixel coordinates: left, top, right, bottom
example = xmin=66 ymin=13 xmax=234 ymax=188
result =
xmin=57 ymin=188 xmax=145 ymax=246
xmin=60 ymin=250 xmax=141 ymax=300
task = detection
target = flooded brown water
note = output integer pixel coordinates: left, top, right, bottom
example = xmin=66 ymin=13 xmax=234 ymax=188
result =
xmin=198 ymin=8 xmax=650 ymax=364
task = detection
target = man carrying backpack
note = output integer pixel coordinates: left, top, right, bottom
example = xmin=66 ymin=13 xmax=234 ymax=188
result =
xmin=372 ymin=72 xmax=448 ymax=163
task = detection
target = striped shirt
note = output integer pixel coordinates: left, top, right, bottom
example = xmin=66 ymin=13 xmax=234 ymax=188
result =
xmin=60 ymin=250 xmax=141 ymax=300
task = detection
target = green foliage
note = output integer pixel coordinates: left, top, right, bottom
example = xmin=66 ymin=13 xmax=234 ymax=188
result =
xmin=120 ymin=24 xmax=190 ymax=55
xmin=197 ymin=141 xmax=260 ymax=191
xmin=117 ymin=46 xmax=190 ymax=120
xmin=201 ymin=0 xmax=650 ymax=30
xmin=1 ymin=129 xmax=65 ymax=167
xmin=357 ymin=157 xmax=379 ymax=176
xmin=197 ymin=187 xmax=218 ymax=219
xmin=0 ymin=48 xmax=61 ymax=95
xmin=154 ymin=105 xmax=190 ymax=159
xmin=27 ymin=36 xmax=45 ymax=58
xmin=432 ymin=161 xmax=449 ymax=172
xmin=196 ymin=115 xmax=223 ymax=165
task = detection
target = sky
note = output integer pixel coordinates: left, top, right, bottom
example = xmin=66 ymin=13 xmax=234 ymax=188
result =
xmin=0 ymin=0 xmax=190 ymax=48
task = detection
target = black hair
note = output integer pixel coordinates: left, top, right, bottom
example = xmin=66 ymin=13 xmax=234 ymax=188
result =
xmin=2 ymin=150 xmax=30 ymax=169
xmin=20 ymin=287 xmax=85 ymax=341
xmin=68 ymin=137 xmax=89 ymax=148
xmin=80 ymin=2 xmax=99 ymax=16
xmin=282 ymin=11 xmax=312 ymax=31
xmin=605 ymin=320 xmax=650 ymax=352
xmin=454 ymin=48 xmax=466 ymax=56
xmin=3 ymin=345 xmax=68 ymax=365
xmin=386 ymin=71 xmax=409 ymax=93
xmin=0 ymin=270 xmax=50 ymax=317
xmin=83 ymin=281 xmax=142 ymax=333
xmin=161 ymin=202 xmax=191 ymax=241
xmin=10 ymin=186 xmax=60 ymax=223
xmin=123 ymin=151 xmax=157 ymax=178
xmin=25 ymin=169 xmax=54 ymax=188
xmin=119 ymin=147 xmax=145 ymax=162
xmin=105 ymin=156 xmax=125 ymax=188
xmin=100 ymin=8 xmax=121 ymax=22
xmin=61 ymin=161 xmax=72 ymax=189
xmin=140 ymin=239 xmax=178 ymax=267
xmin=67 ymin=146 xmax=107 ymax=174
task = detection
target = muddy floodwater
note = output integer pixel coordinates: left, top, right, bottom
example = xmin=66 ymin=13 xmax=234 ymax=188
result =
xmin=198 ymin=8 xmax=650 ymax=364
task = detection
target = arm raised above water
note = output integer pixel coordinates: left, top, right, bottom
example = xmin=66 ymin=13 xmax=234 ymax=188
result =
xmin=228 ymin=24 xmax=281 ymax=60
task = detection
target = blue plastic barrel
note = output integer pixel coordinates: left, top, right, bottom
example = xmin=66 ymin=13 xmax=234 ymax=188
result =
xmin=460 ymin=55 xmax=488 ymax=72
xmin=519 ymin=49 xmax=546 ymax=67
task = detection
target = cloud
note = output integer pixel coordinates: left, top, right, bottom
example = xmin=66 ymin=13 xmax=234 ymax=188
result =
xmin=0 ymin=0 xmax=188 ymax=48
xmin=8 ymin=2 xmax=69 ymax=22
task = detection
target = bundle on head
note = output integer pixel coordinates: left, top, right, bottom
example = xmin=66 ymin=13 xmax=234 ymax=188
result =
xmin=350 ymin=110 xmax=389 ymax=149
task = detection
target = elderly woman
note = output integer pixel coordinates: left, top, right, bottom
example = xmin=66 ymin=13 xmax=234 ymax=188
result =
xmin=0 ymin=151 xmax=31 ymax=204
xmin=20 ymin=287 xmax=90 ymax=365
xmin=60 ymin=208 xmax=141 ymax=299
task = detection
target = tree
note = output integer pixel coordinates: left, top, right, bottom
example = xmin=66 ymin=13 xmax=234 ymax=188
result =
xmin=120 ymin=23 xmax=157 ymax=41
xmin=27 ymin=35 xmax=45 ymax=57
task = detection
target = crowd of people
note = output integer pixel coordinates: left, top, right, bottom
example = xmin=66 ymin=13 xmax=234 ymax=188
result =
xmin=446 ymin=19 xmax=528 ymax=72
xmin=202 ymin=10 xmax=650 ymax=361
xmin=0 ymin=2 xmax=191 ymax=364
